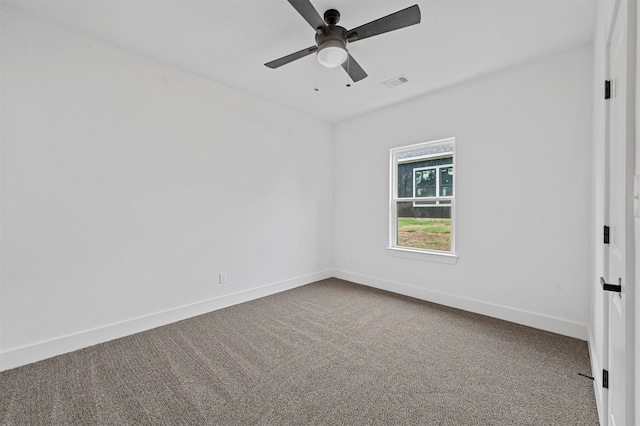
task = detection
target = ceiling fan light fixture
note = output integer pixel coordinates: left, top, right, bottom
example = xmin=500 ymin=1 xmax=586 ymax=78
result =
xmin=316 ymin=39 xmax=348 ymax=68
xmin=265 ymin=1 xmax=421 ymax=83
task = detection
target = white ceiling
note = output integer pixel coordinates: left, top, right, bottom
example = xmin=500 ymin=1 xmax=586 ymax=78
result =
xmin=5 ymin=0 xmax=597 ymax=123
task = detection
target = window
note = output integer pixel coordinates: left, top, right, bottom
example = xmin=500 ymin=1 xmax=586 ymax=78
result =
xmin=390 ymin=138 xmax=455 ymax=255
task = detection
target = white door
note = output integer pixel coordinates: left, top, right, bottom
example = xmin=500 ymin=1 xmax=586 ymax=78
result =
xmin=605 ymin=0 xmax=634 ymax=424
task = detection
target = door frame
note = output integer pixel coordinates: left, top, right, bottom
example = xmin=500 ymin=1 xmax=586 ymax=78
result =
xmin=606 ymin=0 xmax=637 ymax=425
xmin=593 ymin=0 xmax=637 ymax=424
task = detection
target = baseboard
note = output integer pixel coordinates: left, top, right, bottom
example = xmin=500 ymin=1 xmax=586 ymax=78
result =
xmin=1 ymin=269 xmax=588 ymax=372
xmin=334 ymin=270 xmax=588 ymax=340
xmin=587 ymin=326 xmax=606 ymax=425
xmin=0 ymin=269 xmax=333 ymax=372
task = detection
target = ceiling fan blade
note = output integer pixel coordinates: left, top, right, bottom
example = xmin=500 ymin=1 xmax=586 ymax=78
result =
xmin=346 ymin=5 xmax=421 ymax=43
xmin=342 ymin=54 xmax=368 ymax=82
xmin=287 ymin=0 xmax=325 ymax=30
xmin=265 ymin=46 xmax=318 ymax=69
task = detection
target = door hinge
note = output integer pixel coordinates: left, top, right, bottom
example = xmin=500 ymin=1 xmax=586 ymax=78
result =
xmin=603 ymin=369 xmax=609 ymax=389
xmin=605 ymin=80 xmax=611 ymax=99
xmin=604 ymin=225 xmax=610 ymax=244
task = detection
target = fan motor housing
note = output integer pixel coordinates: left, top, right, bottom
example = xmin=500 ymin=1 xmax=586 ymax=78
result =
xmin=315 ymin=25 xmax=348 ymax=48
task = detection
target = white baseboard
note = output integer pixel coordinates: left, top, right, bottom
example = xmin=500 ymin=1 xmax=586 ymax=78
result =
xmin=1 ymin=269 xmax=589 ymax=372
xmin=334 ymin=270 xmax=588 ymax=340
xmin=587 ymin=327 xmax=606 ymax=425
xmin=0 ymin=270 xmax=333 ymax=372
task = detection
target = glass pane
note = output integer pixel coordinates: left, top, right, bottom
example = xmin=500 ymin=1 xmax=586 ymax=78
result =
xmin=397 ymin=150 xmax=453 ymax=199
xmin=440 ymin=166 xmax=453 ymax=197
xmin=397 ymin=163 xmax=413 ymax=199
xmin=396 ymin=202 xmax=452 ymax=252
xmin=415 ymin=168 xmax=436 ymax=197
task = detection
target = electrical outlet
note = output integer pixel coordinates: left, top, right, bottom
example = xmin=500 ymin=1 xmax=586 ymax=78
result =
xmin=219 ymin=272 xmax=227 ymax=284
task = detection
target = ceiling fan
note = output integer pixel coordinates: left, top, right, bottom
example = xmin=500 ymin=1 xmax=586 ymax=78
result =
xmin=265 ymin=0 xmax=421 ymax=83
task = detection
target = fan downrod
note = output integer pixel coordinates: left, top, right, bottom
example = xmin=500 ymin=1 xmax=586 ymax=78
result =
xmin=323 ymin=9 xmax=340 ymax=26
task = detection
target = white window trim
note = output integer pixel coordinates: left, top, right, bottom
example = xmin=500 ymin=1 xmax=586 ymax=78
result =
xmin=385 ymin=247 xmax=458 ymax=264
xmin=389 ymin=137 xmax=457 ymax=261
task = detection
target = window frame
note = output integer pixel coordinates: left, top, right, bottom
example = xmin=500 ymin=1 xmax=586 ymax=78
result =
xmin=389 ymin=137 xmax=457 ymax=261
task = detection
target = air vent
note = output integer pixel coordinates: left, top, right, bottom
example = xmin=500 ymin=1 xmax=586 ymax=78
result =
xmin=381 ymin=75 xmax=410 ymax=88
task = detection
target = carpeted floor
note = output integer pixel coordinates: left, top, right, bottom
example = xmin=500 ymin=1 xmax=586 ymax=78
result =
xmin=0 ymin=278 xmax=598 ymax=425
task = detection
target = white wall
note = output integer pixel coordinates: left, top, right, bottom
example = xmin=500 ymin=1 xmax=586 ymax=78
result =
xmin=0 ymin=8 xmax=333 ymax=370
xmin=333 ymin=44 xmax=594 ymax=340
xmin=0 ymin=5 xmax=597 ymax=373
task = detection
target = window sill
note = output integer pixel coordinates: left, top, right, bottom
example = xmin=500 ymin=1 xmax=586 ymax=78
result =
xmin=386 ymin=247 xmax=458 ymax=264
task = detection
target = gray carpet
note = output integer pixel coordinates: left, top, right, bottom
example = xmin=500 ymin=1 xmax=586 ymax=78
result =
xmin=0 ymin=278 xmax=598 ymax=425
